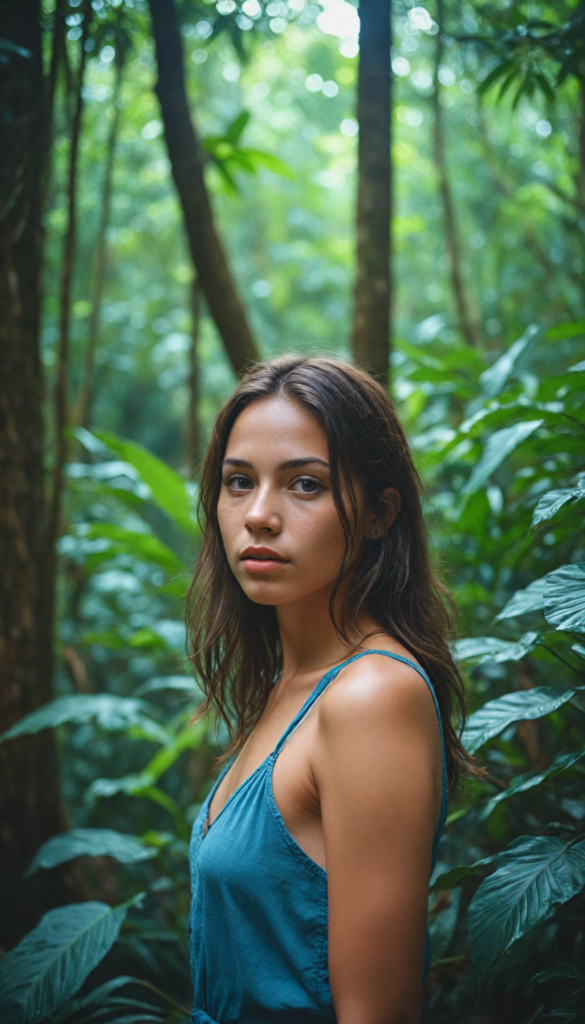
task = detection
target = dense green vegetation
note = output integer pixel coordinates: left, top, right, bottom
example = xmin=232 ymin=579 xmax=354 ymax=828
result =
xmin=1 ymin=0 xmax=584 ymax=1022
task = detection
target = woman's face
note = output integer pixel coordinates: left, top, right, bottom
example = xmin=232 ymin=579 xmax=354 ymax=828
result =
xmin=217 ymin=396 xmax=361 ymax=609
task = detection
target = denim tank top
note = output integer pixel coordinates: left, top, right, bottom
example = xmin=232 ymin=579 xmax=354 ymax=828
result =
xmin=188 ymin=650 xmax=448 ymax=1024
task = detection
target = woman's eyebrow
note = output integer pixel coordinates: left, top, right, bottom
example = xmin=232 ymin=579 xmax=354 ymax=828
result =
xmin=278 ymin=458 xmax=329 ymax=470
xmin=222 ymin=456 xmax=329 ymax=470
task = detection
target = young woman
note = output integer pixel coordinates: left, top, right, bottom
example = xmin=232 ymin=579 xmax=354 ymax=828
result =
xmin=186 ymin=356 xmax=471 ymax=1024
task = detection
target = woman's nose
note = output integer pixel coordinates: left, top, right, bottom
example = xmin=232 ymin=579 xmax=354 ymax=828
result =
xmin=245 ymin=485 xmax=281 ymax=534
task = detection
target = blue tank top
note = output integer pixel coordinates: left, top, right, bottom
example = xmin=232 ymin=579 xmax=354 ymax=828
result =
xmin=188 ymin=650 xmax=448 ymax=1024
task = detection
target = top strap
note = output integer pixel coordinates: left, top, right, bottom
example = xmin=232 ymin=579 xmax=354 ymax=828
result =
xmin=273 ymin=649 xmax=448 ymax=850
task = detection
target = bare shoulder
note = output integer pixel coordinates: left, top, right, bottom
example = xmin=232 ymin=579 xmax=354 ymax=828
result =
xmin=318 ymin=649 xmax=440 ymax=743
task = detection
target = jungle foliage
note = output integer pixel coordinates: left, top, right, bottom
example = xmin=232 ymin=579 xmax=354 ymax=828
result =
xmin=0 ymin=0 xmax=584 ymax=1022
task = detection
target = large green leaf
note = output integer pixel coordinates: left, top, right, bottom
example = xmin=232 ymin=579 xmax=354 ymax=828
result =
xmin=479 ymin=744 xmax=585 ymax=820
xmin=530 ymin=961 xmax=585 ymax=985
xmin=83 ymin=522 xmax=185 ymax=575
xmin=430 ymin=854 xmax=499 ymax=892
xmin=0 ymin=695 xmax=168 ymax=746
xmin=135 ymin=675 xmax=199 ymax=698
xmin=455 ymin=631 xmax=540 ymax=665
xmin=468 ymin=836 xmax=585 ymax=982
xmin=462 ymin=686 xmax=583 ymax=754
xmin=94 ymin=429 xmax=194 ymax=535
xmin=25 ymin=829 xmax=158 ymax=877
xmin=0 ymin=896 xmax=143 ymax=1024
xmin=495 ymin=576 xmax=547 ymax=621
xmin=544 ymin=563 xmax=585 ymax=632
xmin=462 ymin=419 xmax=543 ymax=496
xmin=531 ymin=485 xmax=585 ymax=528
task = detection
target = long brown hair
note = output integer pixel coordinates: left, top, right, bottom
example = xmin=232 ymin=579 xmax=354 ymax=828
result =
xmin=187 ymin=355 xmax=474 ymax=796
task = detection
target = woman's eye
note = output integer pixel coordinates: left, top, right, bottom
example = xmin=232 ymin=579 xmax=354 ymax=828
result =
xmin=227 ymin=475 xmax=253 ymax=491
xmin=291 ymin=477 xmax=320 ymax=495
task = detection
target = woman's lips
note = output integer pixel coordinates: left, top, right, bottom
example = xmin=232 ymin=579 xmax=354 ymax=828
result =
xmin=242 ymin=557 xmax=289 ymax=573
xmin=240 ymin=548 xmax=290 ymax=573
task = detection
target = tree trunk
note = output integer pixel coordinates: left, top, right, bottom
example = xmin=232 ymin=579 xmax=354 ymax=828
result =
xmin=351 ymin=0 xmax=392 ymax=382
xmin=0 ymin=0 xmax=73 ymax=948
xmin=432 ymin=0 xmax=479 ymax=348
xmin=73 ymin=53 xmax=124 ymax=429
xmin=48 ymin=0 xmax=92 ymax=568
xmin=148 ymin=0 xmax=259 ymax=376
xmin=187 ymin=278 xmax=202 ymax=476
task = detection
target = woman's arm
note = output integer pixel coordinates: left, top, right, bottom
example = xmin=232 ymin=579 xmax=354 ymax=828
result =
xmin=315 ymin=656 xmax=443 ymax=1024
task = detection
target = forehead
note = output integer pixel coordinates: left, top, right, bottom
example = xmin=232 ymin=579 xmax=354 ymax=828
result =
xmin=225 ymin=396 xmax=328 ymax=459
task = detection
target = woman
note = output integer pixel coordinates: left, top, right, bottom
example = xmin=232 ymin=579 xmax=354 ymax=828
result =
xmin=186 ymin=356 xmax=471 ymax=1024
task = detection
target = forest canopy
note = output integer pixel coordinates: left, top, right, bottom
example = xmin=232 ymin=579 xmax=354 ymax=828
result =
xmin=0 ymin=1 xmax=584 ymax=1022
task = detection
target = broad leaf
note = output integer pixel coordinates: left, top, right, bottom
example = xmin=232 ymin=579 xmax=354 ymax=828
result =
xmin=0 ymin=695 xmax=168 ymax=746
xmin=468 ymin=836 xmax=585 ymax=982
xmin=544 ymin=563 xmax=585 ymax=633
xmin=51 ymin=976 xmax=136 ymax=1022
xmin=462 ymin=419 xmax=543 ymax=496
xmin=477 ymin=326 xmax=539 ymax=402
xmin=455 ymin=631 xmax=540 ymax=665
xmin=530 ymin=961 xmax=585 ymax=984
xmin=531 ymin=486 xmax=585 ymax=528
xmin=94 ymin=429 xmax=194 ymax=535
xmin=430 ymin=854 xmax=498 ymax=892
xmin=479 ymin=745 xmax=585 ymax=820
xmin=495 ymin=576 xmax=547 ymax=621
xmin=25 ymin=829 xmax=157 ymax=877
xmin=462 ymin=686 xmax=583 ymax=754
xmin=0 ymin=896 xmax=143 ymax=1024
xmin=135 ymin=675 xmax=199 ymax=697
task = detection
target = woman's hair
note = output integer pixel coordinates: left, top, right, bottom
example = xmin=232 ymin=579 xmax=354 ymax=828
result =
xmin=187 ymin=355 xmax=475 ymax=796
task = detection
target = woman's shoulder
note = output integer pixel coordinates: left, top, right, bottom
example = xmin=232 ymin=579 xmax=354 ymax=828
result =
xmin=318 ymin=642 xmax=439 ymax=742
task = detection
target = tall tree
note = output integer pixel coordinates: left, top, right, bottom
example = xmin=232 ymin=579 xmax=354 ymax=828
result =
xmin=432 ymin=0 xmax=479 ymax=348
xmin=73 ymin=44 xmax=126 ymax=429
xmin=0 ymin=0 xmax=72 ymax=947
xmin=148 ymin=0 xmax=259 ymax=376
xmin=351 ymin=0 xmax=392 ymax=381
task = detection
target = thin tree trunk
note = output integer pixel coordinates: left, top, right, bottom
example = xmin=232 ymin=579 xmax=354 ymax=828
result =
xmin=432 ymin=0 xmax=479 ymax=348
xmin=187 ymin=278 xmax=202 ymax=476
xmin=73 ymin=53 xmax=124 ymax=428
xmin=47 ymin=0 xmax=92 ymax=568
xmin=148 ymin=0 xmax=259 ymax=376
xmin=0 ymin=0 xmax=74 ymax=948
xmin=351 ymin=0 xmax=392 ymax=382
xmin=577 ymin=80 xmax=585 ymax=207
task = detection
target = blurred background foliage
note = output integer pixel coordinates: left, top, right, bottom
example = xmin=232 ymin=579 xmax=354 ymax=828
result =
xmin=1 ymin=0 xmax=584 ymax=1022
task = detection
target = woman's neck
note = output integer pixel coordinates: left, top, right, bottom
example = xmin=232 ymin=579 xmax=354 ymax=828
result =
xmin=275 ymin=588 xmax=380 ymax=685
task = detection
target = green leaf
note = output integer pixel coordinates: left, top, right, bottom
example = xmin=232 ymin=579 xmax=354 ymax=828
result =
xmin=428 ymin=888 xmax=462 ymax=961
xmin=455 ymin=631 xmax=540 ymax=665
xmin=462 ymin=420 xmax=543 ymax=496
xmin=479 ymin=745 xmax=585 ymax=820
xmin=430 ymin=854 xmax=499 ymax=892
xmin=25 ymin=829 xmax=158 ymax=877
xmin=462 ymin=686 xmax=583 ymax=754
xmin=530 ymin=961 xmax=585 ymax=984
xmin=0 ymin=37 xmax=33 ymax=59
xmin=531 ymin=486 xmax=585 ymax=527
xmin=93 ymin=430 xmax=194 ymax=534
xmin=0 ymin=695 xmax=168 ymax=746
xmin=495 ymin=575 xmax=547 ymax=621
xmin=51 ymin=976 xmax=137 ymax=1023
xmin=135 ymin=675 xmax=199 ymax=697
xmin=477 ymin=325 xmax=540 ymax=402
xmin=225 ymin=109 xmax=250 ymax=143
xmin=0 ymin=896 xmax=144 ymax=1024
xmin=241 ymin=148 xmax=295 ymax=178
xmin=468 ymin=836 xmax=585 ymax=982
xmin=545 ymin=320 xmax=585 ymax=342
xmin=544 ymin=563 xmax=585 ymax=633
xmin=83 ymin=523 xmax=185 ymax=575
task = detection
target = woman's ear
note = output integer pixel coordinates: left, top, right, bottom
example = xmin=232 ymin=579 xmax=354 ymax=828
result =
xmin=367 ymin=488 xmax=401 ymax=538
